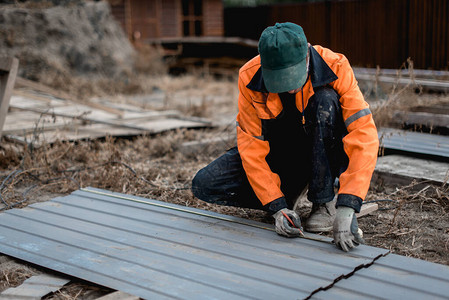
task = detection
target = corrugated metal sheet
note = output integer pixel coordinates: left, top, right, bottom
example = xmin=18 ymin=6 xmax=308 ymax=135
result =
xmin=312 ymin=253 xmax=449 ymax=300
xmin=378 ymin=128 xmax=449 ymax=158
xmin=1 ymin=188 xmax=449 ymax=299
xmin=0 ymin=188 xmax=389 ymax=299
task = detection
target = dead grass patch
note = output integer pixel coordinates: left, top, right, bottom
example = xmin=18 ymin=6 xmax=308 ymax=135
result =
xmin=0 ymin=257 xmax=38 ymax=292
xmin=44 ymin=282 xmax=112 ymax=300
xmin=360 ymin=182 xmax=449 ymax=265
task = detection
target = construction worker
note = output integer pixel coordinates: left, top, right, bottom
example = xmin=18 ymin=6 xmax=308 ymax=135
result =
xmin=192 ymin=22 xmax=378 ymax=252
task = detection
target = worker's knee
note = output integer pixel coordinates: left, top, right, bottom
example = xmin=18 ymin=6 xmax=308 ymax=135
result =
xmin=191 ymin=167 xmax=210 ymax=201
xmin=191 ymin=154 xmax=235 ymax=203
xmin=308 ymin=87 xmax=340 ymax=127
xmin=191 ymin=148 xmax=250 ymax=206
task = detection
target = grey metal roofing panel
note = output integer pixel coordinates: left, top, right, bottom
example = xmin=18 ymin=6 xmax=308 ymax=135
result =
xmin=0 ymin=187 xmax=389 ymax=299
xmin=378 ymin=128 xmax=449 ymax=158
xmin=311 ymin=253 xmax=449 ymax=300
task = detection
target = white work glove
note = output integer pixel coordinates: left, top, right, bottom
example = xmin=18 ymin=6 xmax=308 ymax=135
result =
xmin=333 ymin=206 xmax=365 ymax=252
xmin=273 ymin=208 xmax=304 ymax=238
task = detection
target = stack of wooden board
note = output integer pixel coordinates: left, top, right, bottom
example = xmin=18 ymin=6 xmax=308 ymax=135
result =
xmin=4 ymin=91 xmax=211 ymax=145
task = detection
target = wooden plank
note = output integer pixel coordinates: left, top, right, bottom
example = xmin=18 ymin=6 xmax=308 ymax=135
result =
xmin=0 ymin=57 xmax=19 ymax=137
xmin=0 ymin=273 xmax=69 ymax=299
xmin=4 ymin=92 xmax=212 ymax=144
xmin=372 ymin=154 xmax=449 ymax=189
xmin=355 ymin=202 xmax=378 ymax=218
xmin=7 ymin=123 xmax=142 ymax=145
xmin=353 ymin=67 xmax=449 ymax=79
xmin=0 ymin=57 xmax=15 ymax=72
xmin=393 ymin=111 xmax=449 ymax=129
xmin=10 ymin=95 xmax=118 ymax=120
xmin=7 ymin=118 xmax=208 ymax=145
xmin=12 ymin=90 xmax=53 ymax=103
xmin=355 ymin=73 xmax=449 ymax=91
xmin=14 ymin=77 xmax=124 ymax=117
xmin=95 ymin=291 xmax=140 ymax=300
xmin=9 ymin=95 xmax=64 ymax=109
xmin=9 ymin=95 xmax=182 ymax=127
xmin=2 ymin=110 xmax=81 ymax=135
xmin=410 ymin=105 xmax=449 ymax=115
xmin=10 ymin=105 xmax=185 ymax=132
xmin=293 ymin=189 xmax=378 ymax=218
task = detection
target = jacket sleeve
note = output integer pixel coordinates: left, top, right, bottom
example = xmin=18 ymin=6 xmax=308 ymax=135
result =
xmin=329 ymin=55 xmax=379 ymax=212
xmin=236 ymin=76 xmax=285 ymax=208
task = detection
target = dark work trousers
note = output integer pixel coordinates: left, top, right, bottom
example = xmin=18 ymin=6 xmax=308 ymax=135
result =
xmin=191 ymin=86 xmax=349 ymax=211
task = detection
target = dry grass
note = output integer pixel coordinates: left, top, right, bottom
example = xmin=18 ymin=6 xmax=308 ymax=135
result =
xmin=0 ymin=257 xmax=38 ymax=292
xmin=360 ymin=182 xmax=449 ymax=265
xmin=0 ymin=128 xmax=218 ymax=208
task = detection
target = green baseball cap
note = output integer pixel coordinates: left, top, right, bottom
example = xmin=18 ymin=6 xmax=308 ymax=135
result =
xmin=258 ymin=22 xmax=308 ymax=93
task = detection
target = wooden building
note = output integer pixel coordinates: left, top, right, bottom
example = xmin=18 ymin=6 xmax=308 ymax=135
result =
xmin=225 ymin=0 xmax=449 ymax=70
xmin=108 ymin=0 xmax=224 ymax=42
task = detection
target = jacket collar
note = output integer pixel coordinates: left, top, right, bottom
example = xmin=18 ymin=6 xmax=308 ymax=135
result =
xmin=246 ymin=46 xmax=338 ymax=93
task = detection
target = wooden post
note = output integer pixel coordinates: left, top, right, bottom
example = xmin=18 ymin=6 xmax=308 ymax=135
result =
xmin=0 ymin=56 xmax=19 ymax=138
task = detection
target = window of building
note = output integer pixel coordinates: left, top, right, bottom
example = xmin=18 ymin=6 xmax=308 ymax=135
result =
xmin=182 ymin=0 xmax=203 ymax=36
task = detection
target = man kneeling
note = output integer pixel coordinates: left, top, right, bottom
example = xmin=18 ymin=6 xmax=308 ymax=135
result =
xmin=192 ymin=22 xmax=378 ymax=252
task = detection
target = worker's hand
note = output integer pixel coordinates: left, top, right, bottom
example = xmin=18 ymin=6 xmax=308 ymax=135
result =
xmin=333 ymin=206 xmax=365 ymax=252
xmin=272 ymin=208 xmax=304 ymax=238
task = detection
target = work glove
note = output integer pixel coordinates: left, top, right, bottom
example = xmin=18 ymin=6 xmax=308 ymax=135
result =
xmin=333 ymin=206 xmax=365 ymax=252
xmin=272 ymin=208 xmax=304 ymax=238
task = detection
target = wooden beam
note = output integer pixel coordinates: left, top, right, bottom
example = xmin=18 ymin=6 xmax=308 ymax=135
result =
xmin=355 ymin=202 xmax=379 ymax=218
xmin=410 ymin=105 xmax=449 ymax=115
xmin=96 ymin=291 xmax=140 ymax=300
xmin=372 ymin=154 xmax=449 ymax=190
xmin=355 ymin=73 xmax=449 ymax=92
xmin=0 ymin=57 xmax=16 ymax=72
xmin=353 ymin=67 xmax=449 ymax=79
xmin=9 ymin=105 xmax=161 ymax=131
xmin=0 ymin=56 xmax=19 ymax=138
xmin=393 ymin=111 xmax=449 ymax=130
xmin=12 ymin=89 xmax=53 ymax=103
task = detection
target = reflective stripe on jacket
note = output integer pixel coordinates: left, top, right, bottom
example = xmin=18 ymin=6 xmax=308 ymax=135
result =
xmin=236 ymin=45 xmax=379 ymax=207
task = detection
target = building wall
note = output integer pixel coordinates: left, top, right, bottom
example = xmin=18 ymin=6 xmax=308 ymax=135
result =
xmin=108 ymin=0 xmax=224 ymax=41
xmin=225 ymin=0 xmax=449 ymax=70
xmin=203 ymin=0 xmax=224 ymax=36
xmin=160 ymin=0 xmax=181 ymax=37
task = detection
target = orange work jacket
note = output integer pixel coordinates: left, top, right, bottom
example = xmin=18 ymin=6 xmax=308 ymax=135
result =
xmin=236 ymin=45 xmax=379 ymax=209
